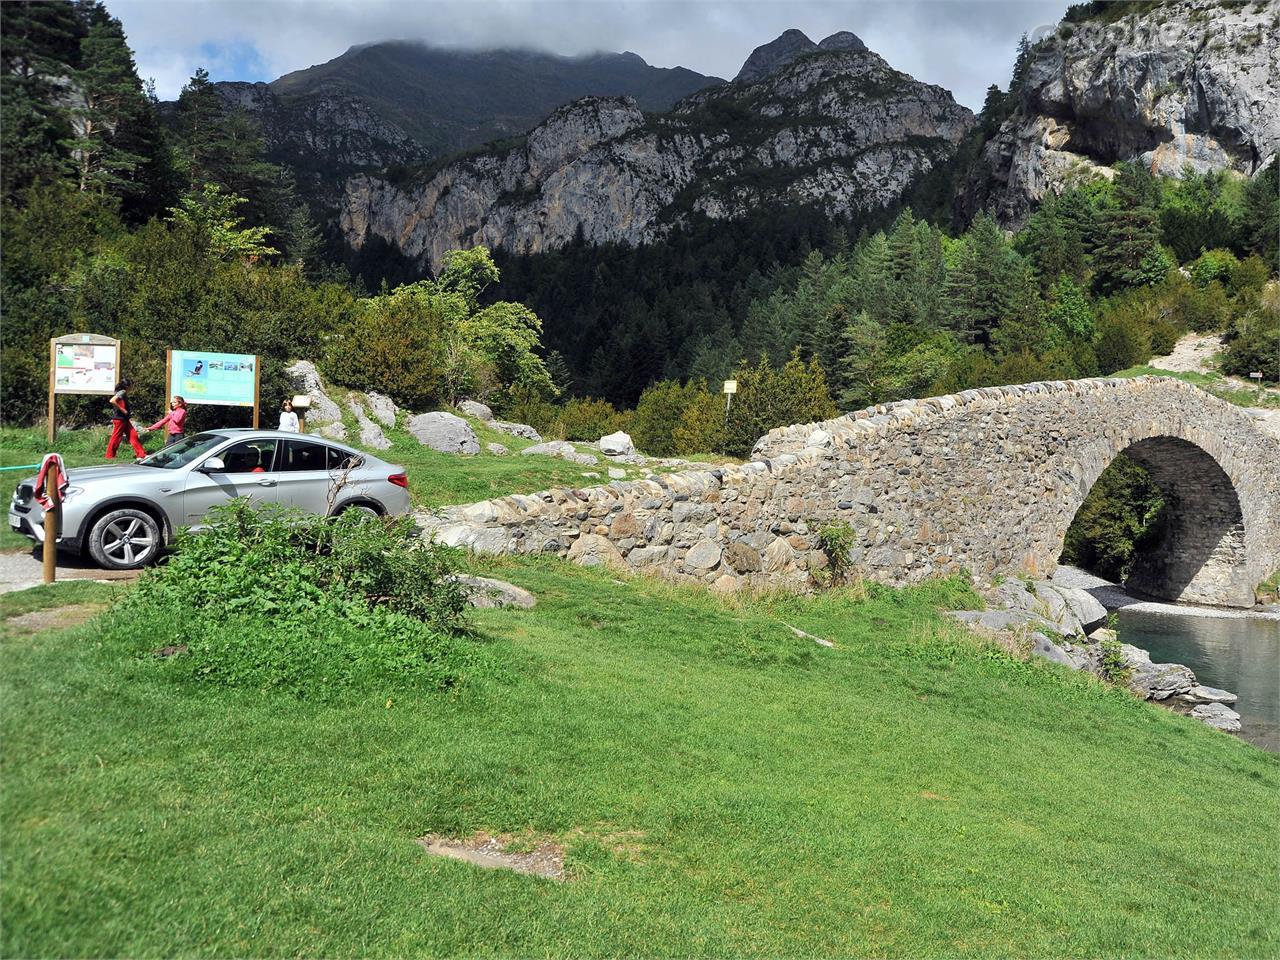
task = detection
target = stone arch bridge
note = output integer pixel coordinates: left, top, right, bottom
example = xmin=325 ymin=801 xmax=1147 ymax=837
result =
xmin=422 ymin=377 xmax=1280 ymax=608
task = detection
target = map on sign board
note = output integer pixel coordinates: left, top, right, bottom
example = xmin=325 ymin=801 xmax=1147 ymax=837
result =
xmin=54 ymin=342 xmax=118 ymax=394
xmin=170 ymin=350 xmax=257 ymax=407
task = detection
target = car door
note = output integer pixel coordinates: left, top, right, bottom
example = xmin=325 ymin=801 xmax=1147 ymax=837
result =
xmin=275 ymin=438 xmax=361 ymax=515
xmin=182 ymin=437 xmax=280 ymax=527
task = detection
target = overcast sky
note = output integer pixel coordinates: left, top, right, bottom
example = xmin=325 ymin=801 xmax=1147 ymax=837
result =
xmin=112 ymin=0 xmax=1068 ymax=110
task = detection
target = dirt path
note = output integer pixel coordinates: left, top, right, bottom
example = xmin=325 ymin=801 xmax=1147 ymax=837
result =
xmin=1149 ymin=332 xmax=1223 ymax=374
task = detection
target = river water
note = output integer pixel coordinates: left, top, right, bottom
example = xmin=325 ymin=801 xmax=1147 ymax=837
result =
xmin=1118 ymin=608 xmax=1280 ymax=752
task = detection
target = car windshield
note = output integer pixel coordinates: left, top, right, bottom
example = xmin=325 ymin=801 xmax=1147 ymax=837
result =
xmin=138 ymin=432 xmax=226 ymax=469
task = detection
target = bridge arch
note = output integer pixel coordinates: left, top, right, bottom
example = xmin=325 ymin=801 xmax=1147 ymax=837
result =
xmin=1060 ymin=435 xmax=1252 ymax=606
xmin=424 ymin=377 xmax=1280 ymax=609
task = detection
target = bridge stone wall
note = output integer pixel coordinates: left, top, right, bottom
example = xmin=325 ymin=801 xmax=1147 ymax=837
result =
xmin=420 ymin=377 xmax=1280 ymax=607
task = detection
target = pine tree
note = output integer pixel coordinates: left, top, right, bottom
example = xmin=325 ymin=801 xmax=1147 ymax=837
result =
xmin=0 ymin=0 xmax=82 ymax=196
xmin=1093 ymin=164 xmax=1162 ymax=295
xmin=63 ymin=19 xmax=149 ymax=196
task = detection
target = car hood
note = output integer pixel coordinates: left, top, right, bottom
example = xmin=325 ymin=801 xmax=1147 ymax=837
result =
xmin=64 ymin=464 xmax=161 ymax=484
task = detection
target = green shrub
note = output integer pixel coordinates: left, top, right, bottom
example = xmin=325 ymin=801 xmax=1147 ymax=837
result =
xmin=101 ymin=502 xmax=479 ymax=696
xmin=554 ymin=396 xmax=629 ymax=441
xmin=817 ymin=521 xmax=858 ymax=585
xmin=631 ymin=380 xmax=702 ymax=457
xmin=1189 ymin=248 xmax=1239 ymax=288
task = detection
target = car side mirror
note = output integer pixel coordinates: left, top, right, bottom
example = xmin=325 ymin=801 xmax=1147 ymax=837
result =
xmin=201 ymin=456 xmax=226 ymax=473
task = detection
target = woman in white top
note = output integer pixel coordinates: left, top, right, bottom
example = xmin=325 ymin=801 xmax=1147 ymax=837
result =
xmin=278 ymin=399 xmax=301 ymax=433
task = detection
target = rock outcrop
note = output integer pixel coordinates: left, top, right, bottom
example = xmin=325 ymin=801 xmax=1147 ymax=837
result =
xmin=965 ymin=0 xmax=1280 ymax=226
xmin=340 ymin=34 xmax=974 ymax=270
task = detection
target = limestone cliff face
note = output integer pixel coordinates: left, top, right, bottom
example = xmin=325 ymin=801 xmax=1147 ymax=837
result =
xmin=969 ymin=0 xmax=1280 ymax=226
xmin=340 ymin=39 xmax=974 ymax=271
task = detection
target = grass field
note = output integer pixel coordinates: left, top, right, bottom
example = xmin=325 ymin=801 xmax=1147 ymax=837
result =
xmin=2 ymin=560 xmax=1278 ymax=958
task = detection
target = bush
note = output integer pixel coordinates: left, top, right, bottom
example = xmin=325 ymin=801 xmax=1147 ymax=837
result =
xmin=631 ymin=380 xmax=701 ymax=456
xmin=1094 ymin=300 xmax=1153 ymax=372
xmin=1189 ymin=247 xmax=1239 ymax=288
xmin=101 ymin=502 xmax=480 ymax=696
xmin=554 ymin=396 xmax=629 ymax=441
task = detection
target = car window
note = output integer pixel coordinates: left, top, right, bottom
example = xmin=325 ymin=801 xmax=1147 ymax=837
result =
xmin=216 ymin=439 xmax=278 ymax=473
xmin=280 ymin=439 xmax=361 ymax=472
xmin=139 ymin=432 xmax=225 ymax=469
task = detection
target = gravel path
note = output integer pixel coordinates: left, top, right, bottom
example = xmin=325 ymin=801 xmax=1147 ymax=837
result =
xmin=0 ymin=549 xmax=139 ymax=595
xmin=1148 ymin=332 xmax=1223 ymax=373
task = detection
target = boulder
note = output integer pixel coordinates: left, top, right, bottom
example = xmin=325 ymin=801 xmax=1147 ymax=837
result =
xmin=566 ymin=533 xmax=624 ymax=569
xmin=319 ymin=422 xmax=347 ymax=441
xmin=1180 ymin=685 xmax=1238 ymax=705
xmin=454 ymin=575 xmax=536 ymax=609
xmin=1055 ymin=586 xmax=1108 ymax=631
xmin=1030 ymin=632 xmax=1074 ymax=667
xmin=1123 ymin=646 xmax=1196 ymax=700
xmin=347 ymin=397 xmax=391 ymax=450
xmin=486 ymin=442 xmax=509 ymax=456
xmin=407 ymin=412 xmax=480 ymax=455
xmin=491 ymin=421 xmax=542 ymax=442
xmin=458 ymin=399 xmax=494 ymax=421
xmin=365 ymin=391 xmax=399 ymax=427
xmin=607 ymin=467 xmax=626 ymax=480
xmin=599 ymin=431 xmax=637 ymax=456
xmin=523 ymin=441 xmax=597 ymax=464
xmin=1191 ymin=702 xmax=1242 ymax=732
xmin=284 ymin=360 xmax=342 ymax=424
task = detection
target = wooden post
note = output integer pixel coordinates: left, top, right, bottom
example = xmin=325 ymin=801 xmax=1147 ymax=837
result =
xmin=298 ymin=413 xmax=306 ymax=434
xmin=47 ymin=340 xmax=57 ymax=444
xmin=252 ymin=355 xmax=261 ymax=429
xmin=42 ymin=460 xmax=61 ymax=584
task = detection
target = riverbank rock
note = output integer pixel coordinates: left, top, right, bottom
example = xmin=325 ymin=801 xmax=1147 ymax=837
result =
xmin=458 ymin=399 xmax=493 ymax=421
xmin=407 ymin=412 xmax=479 ymax=454
xmin=599 ymin=431 xmax=637 ymax=457
xmin=1179 ymin=684 xmax=1238 ymax=705
xmin=454 ymin=575 xmax=536 ymax=609
xmin=1191 ymin=702 xmax=1242 ymax=732
xmin=1123 ymin=645 xmax=1196 ymax=701
xmin=284 ymin=360 xmax=342 ymax=424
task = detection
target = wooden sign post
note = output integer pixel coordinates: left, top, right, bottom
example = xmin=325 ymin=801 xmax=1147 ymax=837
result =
xmin=42 ymin=459 xmax=62 ymax=584
xmin=48 ymin=333 xmax=121 ymax=443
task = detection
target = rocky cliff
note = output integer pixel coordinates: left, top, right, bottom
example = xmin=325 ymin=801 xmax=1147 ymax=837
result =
xmin=339 ymin=33 xmax=974 ymax=271
xmin=968 ymin=0 xmax=1279 ymax=226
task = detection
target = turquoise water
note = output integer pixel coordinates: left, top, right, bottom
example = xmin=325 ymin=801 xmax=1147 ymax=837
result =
xmin=1119 ymin=608 xmax=1280 ymax=752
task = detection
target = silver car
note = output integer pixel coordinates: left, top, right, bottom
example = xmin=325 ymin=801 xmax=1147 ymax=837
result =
xmin=8 ymin=429 xmax=412 ymax=570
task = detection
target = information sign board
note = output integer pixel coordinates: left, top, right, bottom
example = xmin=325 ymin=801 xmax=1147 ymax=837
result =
xmin=168 ymin=350 xmax=259 ymax=407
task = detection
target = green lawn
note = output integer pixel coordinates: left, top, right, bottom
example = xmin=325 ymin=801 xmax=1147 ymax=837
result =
xmin=2 ymin=562 xmax=1277 ymax=958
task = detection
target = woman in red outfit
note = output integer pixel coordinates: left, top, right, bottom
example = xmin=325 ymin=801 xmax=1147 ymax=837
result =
xmin=104 ymin=379 xmax=147 ymax=459
xmin=147 ymin=395 xmax=188 ymax=446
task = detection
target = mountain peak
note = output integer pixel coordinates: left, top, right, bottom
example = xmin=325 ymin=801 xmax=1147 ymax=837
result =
xmin=818 ymin=31 xmax=867 ymax=53
xmin=733 ymin=29 xmax=817 ymax=84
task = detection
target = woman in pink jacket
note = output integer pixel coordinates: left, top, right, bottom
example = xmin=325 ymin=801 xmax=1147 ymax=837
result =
xmin=147 ymin=396 xmax=188 ymax=446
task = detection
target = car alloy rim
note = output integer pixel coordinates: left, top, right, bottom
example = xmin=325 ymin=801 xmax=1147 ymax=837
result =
xmin=101 ymin=517 xmax=155 ymax=564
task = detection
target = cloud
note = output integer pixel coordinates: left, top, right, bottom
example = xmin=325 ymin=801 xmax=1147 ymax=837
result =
xmin=113 ymin=0 xmax=1067 ymax=109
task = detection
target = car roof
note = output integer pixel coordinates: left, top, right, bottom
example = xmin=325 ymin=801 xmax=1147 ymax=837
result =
xmin=202 ymin=429 xmax=365 ymax=456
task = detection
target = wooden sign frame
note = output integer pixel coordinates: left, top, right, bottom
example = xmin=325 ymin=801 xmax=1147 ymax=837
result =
xmin=48 ymin=333 xmax=121 ymax=443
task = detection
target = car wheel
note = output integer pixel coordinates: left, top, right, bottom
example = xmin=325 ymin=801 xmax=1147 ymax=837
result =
xmin=339 ymin=501 xmax=382 ymax=519
xmin=88 ymin=507 xmax=162 ymax=570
